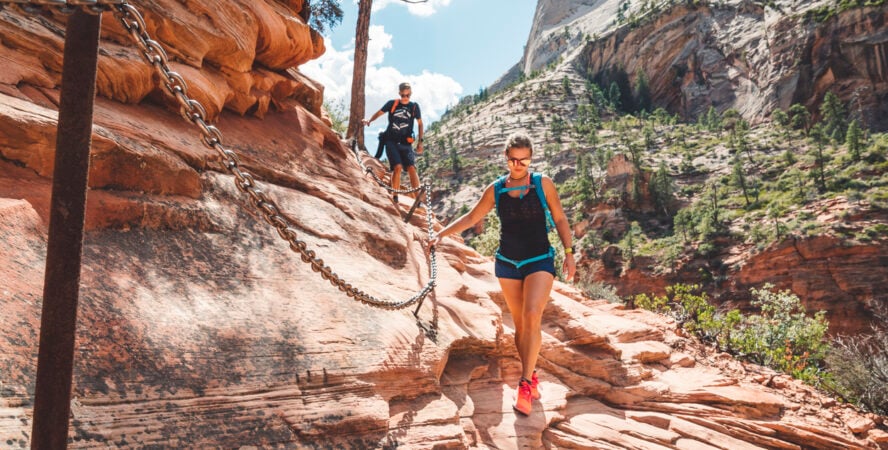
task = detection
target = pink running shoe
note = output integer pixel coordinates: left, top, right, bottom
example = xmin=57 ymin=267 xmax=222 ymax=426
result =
xmin=513 ymin=378 xmax=533 ymax=415
xmin=531 ymin=371 xmax=541 ymax=400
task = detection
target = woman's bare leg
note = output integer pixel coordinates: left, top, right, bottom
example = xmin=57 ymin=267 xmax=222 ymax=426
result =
xmin=518 ymin=271 xmax=553 ymax=379
xmin=499 ymin=277 xmax=526 ymax=360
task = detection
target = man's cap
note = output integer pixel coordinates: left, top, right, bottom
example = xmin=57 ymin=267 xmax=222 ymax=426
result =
xmin=399 ymin=82 xmax=411 ymax=91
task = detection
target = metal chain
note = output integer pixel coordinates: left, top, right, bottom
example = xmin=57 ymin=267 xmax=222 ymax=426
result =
xmin=351 ymin=141 xmax=425 ymax=195
xmin=98 ymin=2 xmax=437 ymax=310
xmin=0 ymin=0 xmax=124 ymax=15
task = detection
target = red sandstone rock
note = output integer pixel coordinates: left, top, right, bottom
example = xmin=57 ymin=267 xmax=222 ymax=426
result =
xmin=0 ymin=0 xmax=885 ymax=448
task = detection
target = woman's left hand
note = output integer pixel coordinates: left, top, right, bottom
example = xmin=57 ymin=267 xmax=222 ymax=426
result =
xmin=562 ymin=253 xmax=576 ymax=282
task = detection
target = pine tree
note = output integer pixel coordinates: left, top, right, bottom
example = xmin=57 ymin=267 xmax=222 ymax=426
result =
xmin=731 ymin=119 xmax=754 ymax=165
xmin=303 ymin=0 xmax=344 ymax=34
xmin=708 ymin=182 xmax=721 ymax=230
xmin=651 ymin=162 xmax=673 ymax=216
xmin=674 ymin=208 xmax=694 ymax=243
xmin=819 ymin=91 xmax=847 ymax=142
xmin=643 ymin=124 xmax=656 ymax=152
xmin=731 ymin=157 xmax=751 ymax=207
xmin=788 ymin=103 xmax=811 ymax=135
xmin=608 ymin=81 xmax=622 ymax=111
xmin=346 ymin=0 xmax=372 ymax=145
xmin=449 ymin=146 xmax=460 ymax=175
xmin=846 ymin=119 xmax=863 ymax=162
xmin=772 ymin=109 xmax=789 ymax=128
xmin=620 ymin=221 xmax=643 ymax=265
xmin=633 ymin=69 xmax=652 ymax=113
xmin=809 ymin=125 xmax=829 ymax=192
xmin=767 ymin=203 xmax=785 ymax=240
xmin=699 ymin=106 xmax=721 ymax=132
xmin=576 ymin=153 xmax=594 ymax=202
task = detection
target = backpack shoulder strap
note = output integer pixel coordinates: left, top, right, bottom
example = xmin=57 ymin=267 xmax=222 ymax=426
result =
xmin=390 ymin=99 xmax=399 ymax=114
xmin=532 ymin=173 xmax=556 ymax=231
xmin=494 ymin=175 xmax=508 ymax=215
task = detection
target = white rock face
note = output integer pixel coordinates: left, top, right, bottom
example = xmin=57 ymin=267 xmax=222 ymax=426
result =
xmin=522 ymin=0 xmax=620 ymax=73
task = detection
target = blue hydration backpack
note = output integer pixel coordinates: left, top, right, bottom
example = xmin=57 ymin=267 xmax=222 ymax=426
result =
xmin=492 ymin=172 xmax=556 ymax=268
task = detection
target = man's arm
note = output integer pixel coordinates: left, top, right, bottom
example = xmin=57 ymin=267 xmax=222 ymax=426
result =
xmin=362 ymin=109 xmax=385 ymax=127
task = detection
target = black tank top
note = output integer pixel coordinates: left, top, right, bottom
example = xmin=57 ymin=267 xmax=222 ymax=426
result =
xmin=497 ymin=187 xmax=551 ymax=261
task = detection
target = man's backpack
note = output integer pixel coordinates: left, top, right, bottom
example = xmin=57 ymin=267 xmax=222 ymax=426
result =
xmin=386 ymin=99 xmax=417 ymax=144
xmin=493 ymin=172 xmax=555 ymax=232
xmin=374 ymin=130 xmax=386 ymax=159
xmin=389 ymin=99 xmax=417 ymax=115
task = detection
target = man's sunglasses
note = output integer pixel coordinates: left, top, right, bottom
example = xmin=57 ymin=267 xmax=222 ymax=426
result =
xmin=400 ymin=93 xmax=411 ymax=98
xmin=507 ymin=157 xmax=531 ymax=166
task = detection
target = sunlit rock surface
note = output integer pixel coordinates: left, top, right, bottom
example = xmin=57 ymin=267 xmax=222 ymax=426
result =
xmin=0 ymin=0 xmax=886 ymax=447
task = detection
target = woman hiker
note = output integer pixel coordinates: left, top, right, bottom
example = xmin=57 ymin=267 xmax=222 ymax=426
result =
xmin=429 ymin=132 xmax=576 ymax=415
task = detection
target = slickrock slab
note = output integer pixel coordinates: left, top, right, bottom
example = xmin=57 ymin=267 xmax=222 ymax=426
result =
xmin=1 ymin=0 xmax=886 ymax=448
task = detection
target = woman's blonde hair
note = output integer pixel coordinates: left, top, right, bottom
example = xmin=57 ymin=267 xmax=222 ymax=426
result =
xmin=504 ymin=132 xmax=533 ymax=154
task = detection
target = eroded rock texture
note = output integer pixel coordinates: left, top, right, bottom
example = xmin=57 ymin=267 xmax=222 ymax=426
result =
xmin=507 ymin=0 xmax=888 ymax=129
xmin=578 ymin=1 xmax=888 ymax=129
xmin=0 ymin=0 xmax=886 ymax=448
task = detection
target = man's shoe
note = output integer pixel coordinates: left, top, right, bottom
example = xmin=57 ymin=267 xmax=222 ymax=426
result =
xmin=392 ymin=194 xmax=399 ymax=204
xmin=513 ymin=378 xmax=533 ymax=416
xmin=531 ymin=371 xmax=541 ymax=400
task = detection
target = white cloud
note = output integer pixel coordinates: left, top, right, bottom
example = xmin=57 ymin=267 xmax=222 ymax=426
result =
xmin=372 ymin=0 xmax=453 ymax=17
xmin=367 ymin=25 xmax=391 ymax=67
xmin=301 ymin=25 xmax=462 ymax=129
xmin=300 ymin=37 xmax=354 ymax=102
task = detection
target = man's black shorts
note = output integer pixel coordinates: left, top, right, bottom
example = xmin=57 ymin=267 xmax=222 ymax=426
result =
xmin=384 ymin=141 xmax=415 ymax=170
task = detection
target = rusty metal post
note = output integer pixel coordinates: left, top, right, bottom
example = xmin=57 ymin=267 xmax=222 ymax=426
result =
xmin=403 ymin=186 xmax=424 ymax=223
xmin=31 ymin=9 xmax=102 ymax=450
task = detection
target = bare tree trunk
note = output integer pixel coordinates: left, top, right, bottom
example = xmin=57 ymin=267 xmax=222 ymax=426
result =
xmin=347 ymin=0 xmax=372 ymax=147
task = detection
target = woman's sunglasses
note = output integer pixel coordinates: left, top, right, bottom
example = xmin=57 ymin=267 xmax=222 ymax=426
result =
xmin=507 ymin=157 xmax=531 ymax=166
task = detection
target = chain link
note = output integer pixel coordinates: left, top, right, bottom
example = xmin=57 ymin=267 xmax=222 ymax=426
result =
xmin=102 ymin=2 xmax=437 ymax=310
xmin=350 ymin=141 xmax=426 ymax=195
xmin=1 ymin=0 xmax=123 ymax=14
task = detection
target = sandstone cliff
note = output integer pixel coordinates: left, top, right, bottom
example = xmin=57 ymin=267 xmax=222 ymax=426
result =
xmin=579 ymin=0 xmax=888 ymax=129
xmin=519 ymin=0 xmax=888 ymax=129
xmin=1 ymin=1 xmax=887 ymax=448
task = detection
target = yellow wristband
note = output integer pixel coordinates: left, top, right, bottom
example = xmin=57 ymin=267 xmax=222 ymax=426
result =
xmin=564 ymin=246 xmax=574 ymax=254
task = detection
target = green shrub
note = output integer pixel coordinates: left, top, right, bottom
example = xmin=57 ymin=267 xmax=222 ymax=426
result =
xmin=468 ymin=212 xmax=500 ymax=256
xmin=825 ymin=310 xmax=888 ymax=415
xmin=634 ymin=291 xmax=671 ymax=313
xmin=636 ymin=283 xmax=831 ymax=384
xmin=578 ymin=281 xmax=621 ymax=303
xmin=806 ymin=5 xmax=836 ymax=22
xmin=633 ymin=284 xmax=732 ymax=343
xmin=728 ymin=285 xmax=830 ymax=382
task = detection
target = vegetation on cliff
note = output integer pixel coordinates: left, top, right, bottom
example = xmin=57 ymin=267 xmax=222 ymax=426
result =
xmin=633 ymin=283 xmax=888 ymax=415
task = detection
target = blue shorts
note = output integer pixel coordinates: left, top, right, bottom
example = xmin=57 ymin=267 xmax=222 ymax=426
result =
xmin=385 ymin=141 xmax=415 ymax=170
xmin=495 ymin=256 xmax=556 ymax=280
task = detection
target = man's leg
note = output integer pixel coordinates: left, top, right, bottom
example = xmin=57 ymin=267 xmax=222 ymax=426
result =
xmin=401 ymin=146 xmax=419 ymax=198
xmin=384 ymin=141 xmax=404 ymax=202
xmin=391 ymin=164 xmax=403 ymax=192
xmin=406 ymin=166 xmax=420 ymax=198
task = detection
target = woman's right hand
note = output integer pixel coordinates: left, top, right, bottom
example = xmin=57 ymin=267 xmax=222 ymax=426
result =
xmin=428 ymin=233 xmax=440 ymax=250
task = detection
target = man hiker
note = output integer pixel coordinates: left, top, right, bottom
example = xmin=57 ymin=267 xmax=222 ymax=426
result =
xmin=362 ymin=82 xmax=424 ymax=203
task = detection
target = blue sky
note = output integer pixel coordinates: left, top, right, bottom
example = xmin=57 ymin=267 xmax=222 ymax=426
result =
xmin=301 ymin=0 xmax=536 ymax=129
